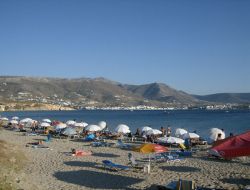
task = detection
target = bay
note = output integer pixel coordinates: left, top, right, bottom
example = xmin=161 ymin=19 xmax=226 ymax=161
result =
xmin=1 ymin=109 xmax=250 ymax=139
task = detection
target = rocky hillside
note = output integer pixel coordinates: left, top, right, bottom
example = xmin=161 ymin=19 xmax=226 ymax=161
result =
xmin=194 ymin=93 xmax=250 ymax=104
xmin=0 ymin=76 xmax=200 ymax=107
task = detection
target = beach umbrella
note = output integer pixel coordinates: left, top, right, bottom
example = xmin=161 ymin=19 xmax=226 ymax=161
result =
xmin=141 ymin=126 xmax=152 ymax=133
xmin=51 ymin=120 xmax=61 ymax=126
xmin=66 ymin=120 xmax=76 ymax=126
xmin=0 ymin=117 xmax=9 ymax=121
xmin=98 ymin=121 xmax=107 ymax=130
xmin=42 ymin=119 xmax=51 ymax=123
xmin=12 ymin=116 xmax=19 ymax=120
xmin=156 ymin=136 xmax=184 ymax=144
xmin=115 ymin=124 xmax=130 ymax=134
xmin=10 ymin=120 xmax=18 ymax=124
xmin=175 ymin=128 xmax=188 ymax=137
xmin=20 ymin=118 xmax=33 ymax=123
xmin=85 ymin=124 xmax=101 ymax=132
xmin=40 ymin=122 xmax=51 ymax=127
xmin=210 ymin=128 xmax=225 ymax=141
xmin=134 ymin=143 xmax=168 ymax=154
xmin=146 ymin=129 xmax=162 ymax=136
xmin=62 ymin=127 xmax=77 ymax=136
xmin=183 ymin=132 xmax=200 ymax=139
xmin=209 ymin=131 xmax=250 ymax=159
xmin=74 ymin=122 xmax=88 ymax=128
xmin=55 ymin=123 xmax=67 ymax=130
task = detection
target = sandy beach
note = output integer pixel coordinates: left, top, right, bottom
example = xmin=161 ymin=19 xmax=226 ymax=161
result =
xmin=0 ymin=129 xmax=249 ymax=190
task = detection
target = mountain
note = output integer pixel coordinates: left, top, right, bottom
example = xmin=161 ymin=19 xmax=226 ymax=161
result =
xmin=194 ymin=93 xmax=250 ymax=104
xmin=0 ymin=76 xmax=200 ymax=107
xmin=122 ymin=83 xmax=199 ymax=104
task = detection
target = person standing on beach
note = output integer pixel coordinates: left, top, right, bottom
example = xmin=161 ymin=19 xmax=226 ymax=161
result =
xmin=167 ymin=127 xmax=171 ymax=137
xmin=160 ymin=127 xmax=166 ymax=137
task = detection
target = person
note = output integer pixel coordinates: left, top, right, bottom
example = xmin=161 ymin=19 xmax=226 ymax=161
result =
xmin=160 ymin=127 xmax=166 ymax=137
xmin=71 ymin=148 xmax=93 ymax=157
xmin=184 ymin=138 xmax=191 ymax=149
xmin=135 ymin=128 xmax=141 ymax=137
xmin=167 ymin=127 xmax=171 ymax=137
xmin=31 ymin=121 xmax=36 ymax=132
xmin=216 ymin=133 xmax=222 ymax=141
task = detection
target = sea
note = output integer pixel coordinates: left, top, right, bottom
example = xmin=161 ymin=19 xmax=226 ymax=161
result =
xmin=1 ymin=109 xmax=250 ymax=140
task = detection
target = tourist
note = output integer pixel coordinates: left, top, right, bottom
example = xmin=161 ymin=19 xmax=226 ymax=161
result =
xmin=167 ymin=127 xmax=171 ymax=137
xmin=216 ymin=133 xmax=222 ymax=141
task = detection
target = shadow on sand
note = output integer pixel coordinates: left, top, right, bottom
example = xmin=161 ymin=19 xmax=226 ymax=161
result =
xmin=221 ymin=177 xmax=250 ymax=187
xmin=54 ymin=170 xmax=143 ymax=189
xmin=160 ymin=166 xmax=201 ymax=172
xmin=92 ymin=152 xmax=120 ymax=158
xmin=64 ymin=161 xmax=97 ymax=168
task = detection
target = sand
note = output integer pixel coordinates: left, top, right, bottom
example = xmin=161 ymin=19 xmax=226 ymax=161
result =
xmin=0 ymin=129 xmax=249 ymax=190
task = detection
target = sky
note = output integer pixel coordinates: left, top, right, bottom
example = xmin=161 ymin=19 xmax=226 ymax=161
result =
xmin=0 ymin=0 xmax=249 ymax=95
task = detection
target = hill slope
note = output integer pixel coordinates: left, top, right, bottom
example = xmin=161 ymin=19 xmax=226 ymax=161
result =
xmin=0 ymin=76 xmax=200 ymax=107
xmin=194 ymin=93 xmax=250 ymax=104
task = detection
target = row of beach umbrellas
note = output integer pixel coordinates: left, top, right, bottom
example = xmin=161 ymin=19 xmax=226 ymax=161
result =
xmin=1 ymin=117 xmax=225 ymax=141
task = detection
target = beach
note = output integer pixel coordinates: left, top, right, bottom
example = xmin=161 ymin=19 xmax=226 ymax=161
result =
xmin=0 ymin=129 xmax=249 ymax=190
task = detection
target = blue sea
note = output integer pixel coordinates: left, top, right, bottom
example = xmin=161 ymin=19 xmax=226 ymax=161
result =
xmin=1 ymin=110 xmax=250 ymax=139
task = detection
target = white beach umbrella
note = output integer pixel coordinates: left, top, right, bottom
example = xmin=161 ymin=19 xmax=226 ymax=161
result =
xmin=85 ymin=124 xmax=101 ymax=132
xmin=12 ymin=116 xmax=19 ymax=120
xmin=209 ymin=128 xmax=225 ymax=141
xmin=175 ymin=128 xmax=188 ymax=137
xmin=115 ymin=124 xmax=130 ymax=134
xmin=40 ymin=122 xmax=51 ymax=127
xmin=98 ymin=121 xmax=107 ymax=130
xmin=66 ymin=120 xmax=76 ymax=126
xmin=74 ymin=122 xmax=88 ymax=128
xmin=146 ymin=129 xmax=162 ymax=135
xmin=157 ymin=136 xmax=184 ymax=144
xmin=62 ymin=127 xmax=77 ymax=136
xmin=10 ymin=120 xmax=18 ymax=124
xmin=42 ymin=119 xmax=51 ymax=123
xmin=20 ymin=118 xmax=33 ymax=124
xmin=141 ymin=126 xmax=152 ymax=133
xmin=116 ymin=124 xmax=129 ymax=130
xmin=55 ymin=123 xmax=67 ymax=130
xmin=0 ymin=117 xmax=9 ymax=121
xmin=183 ymin=132 xmax=200 ymax=139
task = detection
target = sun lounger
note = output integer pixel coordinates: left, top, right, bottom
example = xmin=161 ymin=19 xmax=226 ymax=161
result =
xmin=175 ymin=150 xmax=192 ymax=157
xmin=116 ymin=139 xmax=133 ymax=150
xmin=128 ymin=153 xmax=144 ymax=169
xmin=92 ymin=141 xmax=111 ymax=147
xmin=102 ymin=160 xmax=129 ymax=171
xmin=154 ymin=152 xmax=182 ymax=163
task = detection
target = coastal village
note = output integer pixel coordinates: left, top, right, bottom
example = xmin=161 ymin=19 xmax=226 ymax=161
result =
xmin=0 ymin=90 xmax=249 ymax=111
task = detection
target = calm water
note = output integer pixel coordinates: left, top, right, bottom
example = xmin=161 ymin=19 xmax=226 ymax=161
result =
xmin=1 ymin=110 xmax=250 ymax=139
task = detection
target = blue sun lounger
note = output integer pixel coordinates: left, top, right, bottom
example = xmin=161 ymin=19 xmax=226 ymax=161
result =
xmin=102 ymin=160 xmax=129 ymax=171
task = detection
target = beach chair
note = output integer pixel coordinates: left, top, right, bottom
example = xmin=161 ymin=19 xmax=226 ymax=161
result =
xmin=154 ymin=152 xmax=181 ymax=163
xmin=102 ymin=160 xmax=129 ymax=171
xmin=175 ymin=150 xmax=192 ymax=157
xmin=116 ymin=139 xmax=133 ymax=150
xmin=92 ymin=141 xmax=111 ymax=147
xmin=128 ymin=153 xmax=144 ymax=169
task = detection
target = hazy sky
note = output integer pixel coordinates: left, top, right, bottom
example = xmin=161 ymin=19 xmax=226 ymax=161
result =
xmin=0 ymin=0 xmax=249 ymax=95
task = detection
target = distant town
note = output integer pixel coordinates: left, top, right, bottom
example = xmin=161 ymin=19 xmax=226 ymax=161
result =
xmin=0 ymin=90 xmax=249 ymax=112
